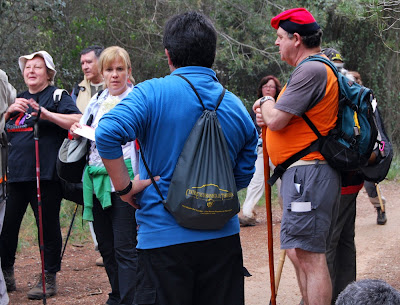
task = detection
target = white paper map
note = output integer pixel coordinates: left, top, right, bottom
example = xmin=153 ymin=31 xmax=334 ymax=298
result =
xmin=74 ymin=125 xmax=96 ymax=141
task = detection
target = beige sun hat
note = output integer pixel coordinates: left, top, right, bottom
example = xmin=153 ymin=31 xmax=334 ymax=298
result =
xmin=18 ymin=51 xmax=57 ymax=83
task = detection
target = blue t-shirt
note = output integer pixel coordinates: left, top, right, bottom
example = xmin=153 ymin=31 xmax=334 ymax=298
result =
xmin=96 ymin=66 xmax=257 ymax=249
xmin=6 ymin=86 xmax=81 ymax=182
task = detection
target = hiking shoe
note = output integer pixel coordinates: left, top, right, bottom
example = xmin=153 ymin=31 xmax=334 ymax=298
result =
xmin=376 ymin=207 xmax=387 ymax=225
xmin=239 ymin=215 xmax=257 ymax=227
xmin=3 ymin=266 xmax=16 ymax=292
xmin=27 ymin=272 xmax=57 ymax=300
xmin=96 ymin=256 xmax=104 ymax=267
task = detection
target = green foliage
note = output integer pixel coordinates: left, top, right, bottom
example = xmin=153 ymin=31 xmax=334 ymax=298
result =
xmin=17 ymin=206 xmax=37 ymax=251
xmin=238 ymin=180 xmax=281 ymax=208
xmin=0 ymin=0 xmax=398 ymax=150
xmin=323 ymin=1 xmax=400 ymax=149
xmin=385 ymin=153 xmax=400 ymax=181
xmin=17 ymin=200 xmax=91 ymax=251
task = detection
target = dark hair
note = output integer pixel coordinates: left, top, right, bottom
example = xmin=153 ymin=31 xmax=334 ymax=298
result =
xmin=257 ymin=75 xmax=282 ymax=99
xmin=80 ymin=45 xmax=104 ymax=58
xmin=163 ymin=11 xmax=217 ymax=68
xmin=301 ymin=29 xmax=323 ymax=48
xmin=335 ymin=279 xmax=400 ymax=305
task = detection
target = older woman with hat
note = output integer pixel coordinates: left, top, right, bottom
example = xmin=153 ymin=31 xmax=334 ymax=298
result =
xmin=0 ymin=51 xmax=81 ymax=300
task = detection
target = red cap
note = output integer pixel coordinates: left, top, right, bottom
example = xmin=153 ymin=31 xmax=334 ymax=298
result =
xmin=271 ymin=8 xmax=320 ymax=36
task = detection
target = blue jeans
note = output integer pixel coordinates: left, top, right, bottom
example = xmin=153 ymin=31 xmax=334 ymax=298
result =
xmin=92 ymin=193 xmax=137 ymax=305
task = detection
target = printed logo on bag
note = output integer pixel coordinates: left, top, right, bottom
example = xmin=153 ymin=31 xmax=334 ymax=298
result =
xmin=185 ymin=183 xmax=235 ymax=207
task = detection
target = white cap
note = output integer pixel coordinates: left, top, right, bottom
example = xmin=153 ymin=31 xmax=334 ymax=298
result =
xmin=18 ymin=51 xmax=57 ymax=82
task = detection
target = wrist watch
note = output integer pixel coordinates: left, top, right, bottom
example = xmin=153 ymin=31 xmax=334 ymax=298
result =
xmin=115 ymin=181 xmax=132 ymax=196
xmin=259 ymin=96 xmax=275 ymax=107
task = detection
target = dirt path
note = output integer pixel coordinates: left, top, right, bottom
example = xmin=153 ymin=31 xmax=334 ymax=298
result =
xmin=240 ymin=180 xmax=400 ymax=304
xmin=7 ymin=180 xmax=400 ymax=304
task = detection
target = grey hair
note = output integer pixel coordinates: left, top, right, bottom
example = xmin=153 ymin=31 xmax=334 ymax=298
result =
xmin=285 ymin=29 xmax=323 ymax=49
xmin=80 ymin=45 xmax=104 ymax=58
xmin=335 ymin=279 xmax=400 ymax=305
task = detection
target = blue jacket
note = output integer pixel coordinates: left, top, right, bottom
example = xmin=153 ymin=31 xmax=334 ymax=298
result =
xmin=96 ymin=66 xmax=257 ymax=249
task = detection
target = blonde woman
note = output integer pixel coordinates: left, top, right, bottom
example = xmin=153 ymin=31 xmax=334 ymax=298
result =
xmin=70 ymin=46 xmax=138 ymax=305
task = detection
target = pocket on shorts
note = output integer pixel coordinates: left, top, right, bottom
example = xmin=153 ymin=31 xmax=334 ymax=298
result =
xmin=134 ymin=288 xmax=156 ymax=304
xmin=286 ymin=210 xmax=315 ymax=236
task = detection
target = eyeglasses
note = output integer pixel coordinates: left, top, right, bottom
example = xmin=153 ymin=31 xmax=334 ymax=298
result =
xmin=262 ymin=85 xmax=276 ymax=90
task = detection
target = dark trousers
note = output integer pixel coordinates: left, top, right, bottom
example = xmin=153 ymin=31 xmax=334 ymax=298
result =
xmin=0 ymin=181 xmax=62 ymax=273
xmin=326 ymin=192 xmax=358 ymax=304
xmin=92 ymin=193 xmax=137 ymax=305
xmin=364 ymin=180 xmax=377 ymax=197
xmin=134 ymin=234 xmax=245 ymax=305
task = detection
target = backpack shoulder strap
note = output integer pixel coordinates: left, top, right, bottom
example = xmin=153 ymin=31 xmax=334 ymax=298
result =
xmin=268 ymin=139 xmax=320 ymax=186
xmin=269 ymin=56 xmax=338 ymax=186
xmin=136 ymin=140 xmax=165 ymax=201
xmin=96 ymin=90 xmax=104 ymax=100
xmin=139 ymin=76 xmax=226 ymax=201
xmin=286 ymin=55 xmax=339 ymax=87
xmin=303 ymin=55 xmax=339 ymax=77
xmin=175 ymin=74 xmax=206 ymax=110
xmin=175 ymin=74 xmax=226 ymax=111
xmin=214 ymin=89 xmax=226 ymax=111
xmin=296 ymin=55 xmax=341 ymax=137
xmin=53 ymin=89 xmax=69 ymax=110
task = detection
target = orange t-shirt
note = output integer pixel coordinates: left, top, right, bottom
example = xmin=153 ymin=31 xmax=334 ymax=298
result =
xmin=266 ymin=60 xmax=339 ymax=166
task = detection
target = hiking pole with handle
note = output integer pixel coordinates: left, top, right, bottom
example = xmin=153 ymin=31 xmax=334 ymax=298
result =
xmin=262 ymin=126 xmax=276 ymax=305
xmin=34 ymin=106 xmax=47 ymax=304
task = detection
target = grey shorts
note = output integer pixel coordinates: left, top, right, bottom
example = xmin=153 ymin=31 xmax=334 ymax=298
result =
xmin=280 ymin=163 xmax=340 ymax=253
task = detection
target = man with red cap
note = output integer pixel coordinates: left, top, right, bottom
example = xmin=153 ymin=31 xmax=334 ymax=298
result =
xmin=253 ymin=8 xmax=341 ymax=305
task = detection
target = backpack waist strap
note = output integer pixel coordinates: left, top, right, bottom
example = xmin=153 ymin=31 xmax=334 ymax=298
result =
xmin=287 ymin=159 xmax=328 ymax=169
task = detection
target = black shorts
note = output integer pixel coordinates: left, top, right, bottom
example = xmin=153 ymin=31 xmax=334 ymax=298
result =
xmin=134 ymin=234 xmax=245 ymax=305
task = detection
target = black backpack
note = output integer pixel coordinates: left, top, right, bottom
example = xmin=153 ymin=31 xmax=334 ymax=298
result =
xmin=361 ymin=104 xmax=393 ymax=183
xmin=140 ymin=75 xmax=240 ymax=230
xmin=269 ymin=56 xmax=379 ymax=185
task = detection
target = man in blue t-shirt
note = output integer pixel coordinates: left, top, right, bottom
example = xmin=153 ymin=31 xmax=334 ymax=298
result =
xmin=95 ymin=11 xmax=257 ymax=305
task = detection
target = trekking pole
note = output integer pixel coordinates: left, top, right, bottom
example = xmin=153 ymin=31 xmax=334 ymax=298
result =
xmin=34 ymin=107 xmax=47 ymax=304
xmin=274 ymin=250 xmax=286 ymax=296
xmin=262 ymin=127 xmax=276 ymax=305
xmin=61 ymin=203 xmax=79 ymax=259
xmin=375 ymin=183 xmax=385 ymax=212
